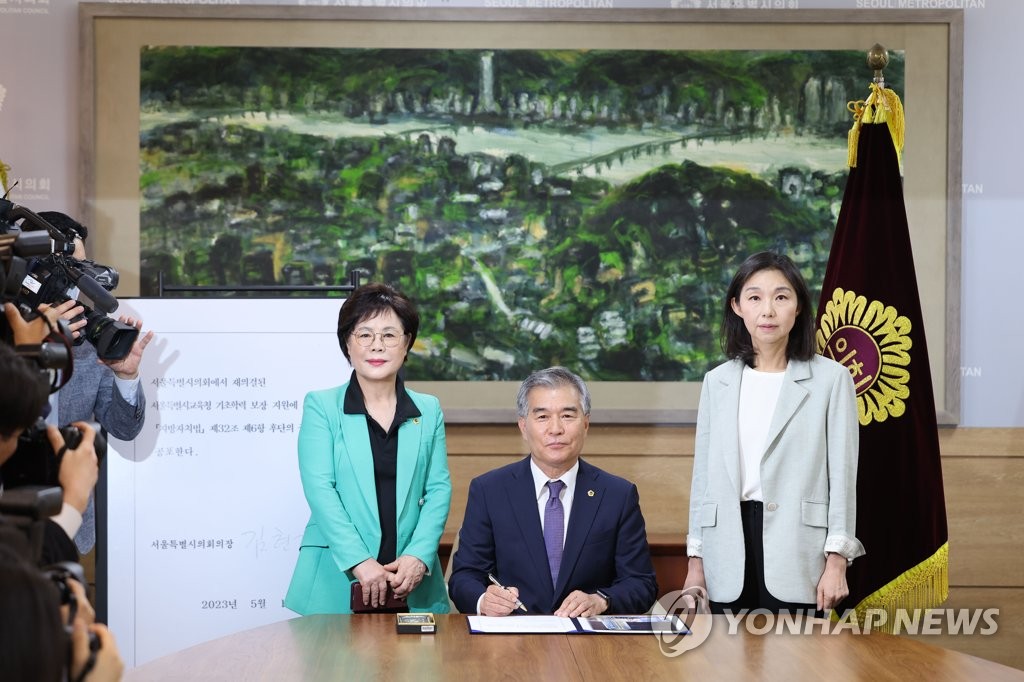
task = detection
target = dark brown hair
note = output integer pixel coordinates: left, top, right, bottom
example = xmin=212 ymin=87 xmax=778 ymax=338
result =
xmin=721 ymin=251 xmax=816 ymax=368
xmin=37 ymin=211 xmax=89 ymax=241
xmin=0 ymin=536 xmax=66 ymax=682
xmin=0 ymin=343 xmax=50 ymax=440
xmin=336 ymin=283 xmax=420 ymax=362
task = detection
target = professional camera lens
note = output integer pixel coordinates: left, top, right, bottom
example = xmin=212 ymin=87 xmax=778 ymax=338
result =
xmin=82 ymin=312 xmax=139 ymax=361
xmin=33 ymin=342 xmax=70 ymax=370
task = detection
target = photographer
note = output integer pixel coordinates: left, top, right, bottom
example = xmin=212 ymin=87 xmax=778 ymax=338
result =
xmin=33 ymin=211 xmax=153 ymax=555
xmin=0 ymin=307 xmax=51 ymax=461
xmin=1 ymin=304 xmax=124 ymax=681
xmin=0 ymin=527 xmax=124 ymax=681
xmin=1 ymin=304 xmax=100 ymax=564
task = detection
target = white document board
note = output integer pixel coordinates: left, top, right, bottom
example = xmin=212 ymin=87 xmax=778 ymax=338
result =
xmin=103 ymin=298 xmax=350 ymax=667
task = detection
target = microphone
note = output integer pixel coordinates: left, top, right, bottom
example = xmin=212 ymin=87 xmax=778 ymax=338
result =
xmin=72 ymin=272 xmax=119 ymax=314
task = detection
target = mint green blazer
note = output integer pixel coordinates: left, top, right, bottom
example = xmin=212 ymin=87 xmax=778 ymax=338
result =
xmin=284 ymin=382 xmax=452 ymax=614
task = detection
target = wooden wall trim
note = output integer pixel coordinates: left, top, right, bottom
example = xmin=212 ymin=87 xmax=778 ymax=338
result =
xmin=443 ymin=426 xmax=1024 ymax=582
xmin=938 ymin=428 xmax=1024 ymax=457
xmin=448 ymin=425 xmax=1024 ymax=458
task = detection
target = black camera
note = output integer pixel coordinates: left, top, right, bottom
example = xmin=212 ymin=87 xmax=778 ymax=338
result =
xmin=45 ymin=561 xmax=104 ymax=670
xmin=0 ymin=199 xmax=138 ymax=361
xmin=10 ymin=315 xmax=75 ymax=395
xmin=0 ymin=420 xmax=107 ymax=491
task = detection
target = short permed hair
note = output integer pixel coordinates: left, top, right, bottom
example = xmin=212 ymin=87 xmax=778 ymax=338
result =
xmin=336 ymin=283 xmax=419 ymax=362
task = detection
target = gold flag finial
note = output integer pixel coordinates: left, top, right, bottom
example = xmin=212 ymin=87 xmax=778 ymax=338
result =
xmin=847 ymin=43 xmax=904 ymax=171
xmin=867 ymin=43 xmax=889 ymax=88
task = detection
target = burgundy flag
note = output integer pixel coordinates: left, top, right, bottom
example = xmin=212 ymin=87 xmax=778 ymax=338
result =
xmin=815 ymin=84 xmax=948 ymax=628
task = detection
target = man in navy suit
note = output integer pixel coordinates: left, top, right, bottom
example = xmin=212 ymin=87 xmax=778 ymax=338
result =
xmin=448 ymin=367 xmax=658 ymax=616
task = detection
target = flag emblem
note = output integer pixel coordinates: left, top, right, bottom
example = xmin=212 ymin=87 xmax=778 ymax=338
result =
xmin=817 ymin=287 xmax=912 ymax=426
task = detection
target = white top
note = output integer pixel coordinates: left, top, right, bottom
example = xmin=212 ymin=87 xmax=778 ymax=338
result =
xmin=737 ymin=365 xmax=785 ymax=501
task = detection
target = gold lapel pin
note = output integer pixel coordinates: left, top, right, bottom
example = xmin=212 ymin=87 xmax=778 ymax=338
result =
xmin=587 ymin=490 xmax=595 ymax=497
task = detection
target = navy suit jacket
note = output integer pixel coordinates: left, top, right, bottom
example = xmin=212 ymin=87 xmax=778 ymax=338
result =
xmin=448 ymin=457 xmax=657 ymax=615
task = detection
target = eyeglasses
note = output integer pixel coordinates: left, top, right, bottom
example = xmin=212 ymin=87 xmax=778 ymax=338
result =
xmin=350 ymin=328 xmax=407 ymax=348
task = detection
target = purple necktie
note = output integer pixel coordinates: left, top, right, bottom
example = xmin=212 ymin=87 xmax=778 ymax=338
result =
xmin=544 ymin=480 xmax=566 ymax=586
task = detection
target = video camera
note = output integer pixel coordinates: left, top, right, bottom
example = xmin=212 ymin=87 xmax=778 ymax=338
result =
xmin=1 ymin=198 xmax=138 ymax=361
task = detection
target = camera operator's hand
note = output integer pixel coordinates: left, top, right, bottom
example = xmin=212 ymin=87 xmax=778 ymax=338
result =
xmin=101 ymin=315 xmax=154 ymax=380
xmin=49 ymin=422 xmax=99 ymax=514
xmin=62 ymin=575 xmax=96 ymax=627
xmin=71 ymin=620 xmax=124 ymax=682
xmin=50 ymin=298 xmax=88 ymax=339
xmin=4 ymin=302 xmax=62 ymax=345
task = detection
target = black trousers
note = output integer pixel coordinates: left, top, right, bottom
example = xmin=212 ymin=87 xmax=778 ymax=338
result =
xmin=710 ymin=500 xmax=821 ymax=616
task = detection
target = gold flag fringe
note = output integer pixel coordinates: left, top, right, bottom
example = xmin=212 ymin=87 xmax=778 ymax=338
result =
xmin=846 ymin=82 xmax=905 ymax=171
xmin=837 ymin=542 xmax=949 ymax=633
xmin=0 ymin=158 xmax=11 ymax=194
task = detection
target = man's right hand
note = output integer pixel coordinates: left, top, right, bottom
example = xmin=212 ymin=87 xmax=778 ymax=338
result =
xmin=480 ymin=584 xmax=521 ymax=616
xmin=50 ymin=422 xmax=99 ymax=514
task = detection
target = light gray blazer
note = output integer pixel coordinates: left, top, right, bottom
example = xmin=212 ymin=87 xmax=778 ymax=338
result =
xmin=59 ymin=343 xmax=146 ymax=439
xmin=60 ymin=343 xmax=147 ymax=553
xmin=687 ymin=356 xmax=865 ymax=604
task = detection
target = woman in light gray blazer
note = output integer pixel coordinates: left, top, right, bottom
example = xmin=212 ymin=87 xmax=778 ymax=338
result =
xmin=684 ymin=252 xmax=865 ymax=613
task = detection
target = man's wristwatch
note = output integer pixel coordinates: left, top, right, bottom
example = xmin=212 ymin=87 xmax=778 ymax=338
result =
xmin=595 ymin=589 xmax=611 ymax=612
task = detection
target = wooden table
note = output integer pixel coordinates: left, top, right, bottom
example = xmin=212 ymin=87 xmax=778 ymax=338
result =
xmin=125 ymin=614 xmax=1024 ymax=681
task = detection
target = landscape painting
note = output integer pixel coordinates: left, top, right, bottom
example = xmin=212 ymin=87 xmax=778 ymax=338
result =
xmin=138 ymin=46 xmax=904 ymax=382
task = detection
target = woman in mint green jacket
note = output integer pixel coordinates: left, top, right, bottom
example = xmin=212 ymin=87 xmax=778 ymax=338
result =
xmin=285 ymin=284 xmax=451 ymax=614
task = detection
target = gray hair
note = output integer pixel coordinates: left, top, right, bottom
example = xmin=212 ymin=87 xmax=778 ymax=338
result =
xmin=515 ymin=366 xmax=591 ymax=418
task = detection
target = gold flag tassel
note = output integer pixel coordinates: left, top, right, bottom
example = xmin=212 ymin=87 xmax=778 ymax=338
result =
xmin=836 ymin=542 xmax=949 ymax=633
xmin=0 ymin=157 xmax=11 ymax=195
xmin=846 ymin=81 xmax=905 ymax=171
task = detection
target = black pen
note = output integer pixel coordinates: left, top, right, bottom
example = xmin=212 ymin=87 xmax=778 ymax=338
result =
xmin=487 ymin=572 xmax=528 ymax=613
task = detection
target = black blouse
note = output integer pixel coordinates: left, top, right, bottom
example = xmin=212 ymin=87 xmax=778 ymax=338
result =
xmin=343 ymin=376 xmax=421 ymax=566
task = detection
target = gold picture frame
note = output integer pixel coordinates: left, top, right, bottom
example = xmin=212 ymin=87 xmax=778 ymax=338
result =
xmin=80 ymin=5 xmax=963 ymax=424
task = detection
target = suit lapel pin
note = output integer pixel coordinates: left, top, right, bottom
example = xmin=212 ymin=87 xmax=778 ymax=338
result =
xmin=587 ymin=489 xmax=595 ymax=497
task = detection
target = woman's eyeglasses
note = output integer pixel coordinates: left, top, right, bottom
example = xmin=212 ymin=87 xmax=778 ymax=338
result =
xmin=350 ymin=328 xmax=407 ymax=348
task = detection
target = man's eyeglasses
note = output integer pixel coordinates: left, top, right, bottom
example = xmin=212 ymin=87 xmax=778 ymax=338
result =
xmin=350 ymin=328 xmax=407 ymax=348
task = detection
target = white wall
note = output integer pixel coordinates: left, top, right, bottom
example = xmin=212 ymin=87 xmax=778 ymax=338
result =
xmin=956 ymin=0 xmax=1023 ymax=425
xmin=104 ymin=298 xmax=349 ymax=667
xmin=0 ymin=0 xmax=1018 ymax=426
